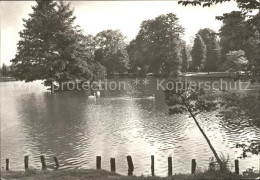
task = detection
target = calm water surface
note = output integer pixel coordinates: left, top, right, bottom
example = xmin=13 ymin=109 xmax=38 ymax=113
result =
xmin=1 ymin=77 xmax=259 ymax=176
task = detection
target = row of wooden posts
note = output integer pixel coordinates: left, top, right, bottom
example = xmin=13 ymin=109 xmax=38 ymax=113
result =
xmin=5 ymin=155 xmax=240 ymax=176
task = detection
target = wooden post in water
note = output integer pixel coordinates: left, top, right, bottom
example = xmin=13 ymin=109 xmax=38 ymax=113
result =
xmin=110 ymin=158 xmax=116 ymax=172
xmin=24 ymin=156 xmax=29 ymax=171
xmin=51 ymin=80 xmax=54 ymax=93
xmin=53 ymin=157 xmax=60 ymax=169
xmin=126 ymin=155 xmax=134 ymax=176
xmin=151 ymin=155 xmax=155 ymax=176
xmin=6 ymin=159 xmax=9 ymax=171
xmin=235 ymin=160 xmax=239 ymax=175
xmin=168 ymin=157 xmax=172 ymax=176
xmin=40 ymin=155 xmax=47 ymax=170
xmin=191 ymin=159 xmax=196 ymax=174
xmin=96 ymin=156 xmax=101 ymax=169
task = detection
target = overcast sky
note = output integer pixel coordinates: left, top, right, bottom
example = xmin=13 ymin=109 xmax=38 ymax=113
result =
xmin=1 ymin=1 xmax=238 ymax=65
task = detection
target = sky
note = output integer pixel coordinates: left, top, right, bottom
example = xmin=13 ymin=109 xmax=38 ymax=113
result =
xmin=0 ymin=1 xmax=239 ymax=65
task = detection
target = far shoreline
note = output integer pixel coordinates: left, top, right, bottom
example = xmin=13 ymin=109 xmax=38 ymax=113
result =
xmin=0 ymin=72 xmax=234 ymax=83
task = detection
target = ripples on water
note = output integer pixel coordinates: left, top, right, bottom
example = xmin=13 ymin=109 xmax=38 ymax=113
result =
xmin=0 ymin=78 xmax=259 ymax=176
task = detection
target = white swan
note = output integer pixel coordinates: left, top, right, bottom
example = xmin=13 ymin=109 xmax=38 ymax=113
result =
xmin=96 ymin=91 xmax=100 ymax=98
xmin=147 ymin=94 xmax=155 ymax=99
xmin=88 ymin=93 xmax=96 ymax=100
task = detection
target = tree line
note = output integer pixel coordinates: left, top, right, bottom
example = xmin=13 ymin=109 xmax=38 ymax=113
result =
xmin=9 ymin=0 xmax=260 ymax=84
xmin=179 ymin=0 xmax=260 ymax=82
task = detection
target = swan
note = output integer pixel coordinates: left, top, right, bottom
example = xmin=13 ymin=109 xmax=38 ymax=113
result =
xmin=147 ymin=94 xmax=155 ymax=99
xmin=88 ymin=93 xmax=96 ymax=99
xmin=96 ymin=91 xmax=100 ymax=98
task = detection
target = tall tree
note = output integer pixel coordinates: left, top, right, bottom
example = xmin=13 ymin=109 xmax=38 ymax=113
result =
xmin=191 ymin=34 xmax=206 ymax=71
xmin=128 ymin=13 xmax=185 ymax=76
xmin=1 ymin=63 xmax=9 ymax=76
xmin=197 ymin=28 xmax=221 ymax=72
xmin=181 ymin=46 xmax=189 ymax=73
xmin=218 ymin=11 xmax=246 ymax=66
xmin=82 ymin=34 xmax=96 ymax=62
xmin=127 ymin=39 xmax=147 ymax=74
xmin=222 ymin=50 xmax=248 ymax=71
xmin=11 ymin=0 xmax=95 ymax=83
xmin=241 ymin=28 xmax=260 ymax=79
xmin=219 ymin=12 xmax=259 ymax=68
xmin=218 ymin=11 xmax=260 ymax=82
xmin=95 ymin=30 xmax=129 ymax=75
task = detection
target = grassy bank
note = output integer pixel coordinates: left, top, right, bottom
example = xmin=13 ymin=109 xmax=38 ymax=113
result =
xmin=1 ymin=169 xmax=260 ymax=180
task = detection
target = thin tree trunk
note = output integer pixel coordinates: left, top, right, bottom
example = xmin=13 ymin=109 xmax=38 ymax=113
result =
xmin=178 ymin=94 xmax=224 ymax=171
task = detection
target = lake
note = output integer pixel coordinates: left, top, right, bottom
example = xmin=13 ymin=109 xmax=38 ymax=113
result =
xmin=1 ymin=77 xmax=259 ymax=176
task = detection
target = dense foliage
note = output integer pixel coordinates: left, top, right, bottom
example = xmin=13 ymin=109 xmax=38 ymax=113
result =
xmin=218 ymin=11 xmax=260 ymax=82
xmin=178 ymin=0 xmax=260 ymax=82
xmin=190 ymin=34 xmax=206 ymax=71
xmin=165 ymin=85 xmax=220 ymax=115
xmin=181 ymin=45 xmax=189 ymax=73
xmin=95 ymin=30 xmax=129 ymax=75
xmin=178 ymin=0 xmax=260 ymax=11
xmin=221 ymin=50 xmax=248 ymax=71
xmin=127 ymin=13 xmax=185 ymax=76
xmin=12 ymin=1 xmax=89 ymax=82
xmin=0 ymin=63 xmax=9 ymax=76
xmin=11 ymin=0 xmax=132 ymax=84
xmin=197 ymin=28 xmax=221 ymax=72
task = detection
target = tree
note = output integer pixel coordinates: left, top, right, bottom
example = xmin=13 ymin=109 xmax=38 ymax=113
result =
xmin=82 ymin=34 xmax=96 ymax=62
xmin=181 ymin=46 xmax=189 ymax=73
xmin=95 ymin=29 xmax=129 ymax=75
xmin=197 ymin=28 xmax=221 ymax=72
xmin=242 ymin=30 xmax=260 ymax=83
xmin=11 ymin=0 xmax=96 ymax=84
xmin=222 ymin=50 xmax=248 ymax=72
xmin=127 ymin=39 xmax=147 ymax=74
xmin=8 ymin=63 xmax=17 ymax=77
xmin=217 ymin=11 xmax=260 ymax=82
xmin=165 ymin=81 xmax=226 ymax=171
xmin=110 ymin=49 xmax=129 ymax=75
xmin=191 ymin=34 xmax=206 ymax=71
xmin=1 ymin=63 xmax=9 ymax=76
xmin=128 ymin=13 xmax=185 ymax=76
xmin=217 ymin=11 xmax=246 ymax=66
xmin=178 ymin=0 xmax=260 ymax=12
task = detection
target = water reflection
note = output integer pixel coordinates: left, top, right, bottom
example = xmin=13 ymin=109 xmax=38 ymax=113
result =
xmin=0 ymin=78 xmax=259 ymax=175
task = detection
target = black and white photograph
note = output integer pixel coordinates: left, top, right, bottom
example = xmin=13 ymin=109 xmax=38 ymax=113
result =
xmin=0 ymin=0 xmax=260 ymax=179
